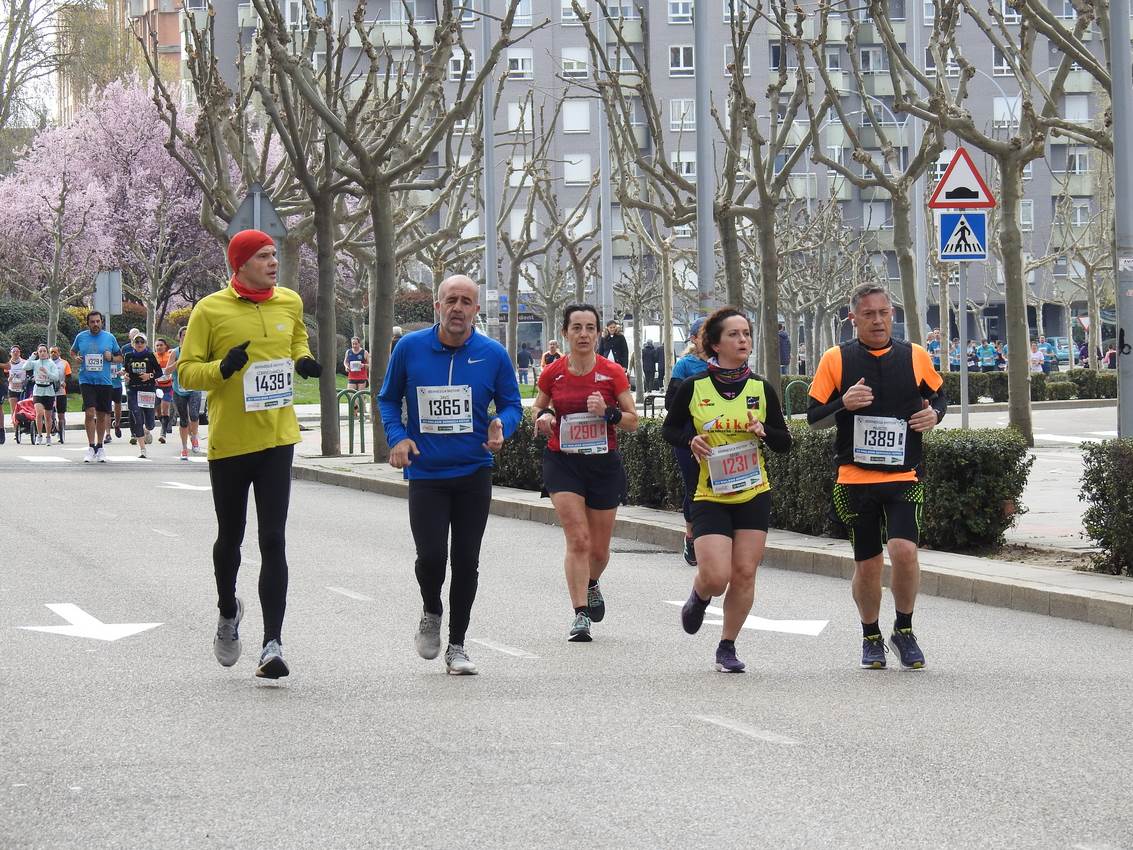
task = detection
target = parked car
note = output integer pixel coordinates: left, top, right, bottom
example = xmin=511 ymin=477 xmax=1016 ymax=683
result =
xmin=1046 ymin=336 xmax=1071 ymax=364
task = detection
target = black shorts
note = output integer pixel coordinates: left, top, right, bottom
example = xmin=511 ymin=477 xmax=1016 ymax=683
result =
xmin=174 ymin=392 xmax=201 ymax=423
xmin=8 ymin=390 xmax=21 ymax=402
xmin=541 ymin=447 xmax=626 ymax=511
xmin=691 ymin=491 xmax=772 ymax=539
xmin=80 ymin=384 xmax=114 ymax=414
xmin=55 ymin=395 xmax=67 ymax=412
xmin=832 ymin=480 xmax=924 ymax=562
xmin=33 ymin=395 xmax=55 ymax=411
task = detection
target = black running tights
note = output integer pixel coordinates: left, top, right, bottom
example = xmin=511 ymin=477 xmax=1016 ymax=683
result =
xmin=209 ymin=444 xmax=294 ymax=646
xmin=407 ymin=467 xmax=493 ymax=646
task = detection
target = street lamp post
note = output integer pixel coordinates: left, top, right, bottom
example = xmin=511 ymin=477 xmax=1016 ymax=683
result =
xmin=1111 ymin=0 xmax=1133 ymax=437
xmin=693 ymin=0 xmax=715 ymax=313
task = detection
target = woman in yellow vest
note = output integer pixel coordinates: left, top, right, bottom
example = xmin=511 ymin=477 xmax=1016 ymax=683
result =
xmin=662 ymin=307 xmax=792 ymax=673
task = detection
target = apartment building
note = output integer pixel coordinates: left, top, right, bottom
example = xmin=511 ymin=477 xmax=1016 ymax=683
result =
xmin=183 ymin=0 xmax=1110 ymax=341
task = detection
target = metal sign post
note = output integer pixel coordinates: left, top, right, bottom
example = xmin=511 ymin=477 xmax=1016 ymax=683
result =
xmin=1111 ymin=0 xmax=1133 ymax=437
xmin=226 ymin=183 xmax=289 ymax=275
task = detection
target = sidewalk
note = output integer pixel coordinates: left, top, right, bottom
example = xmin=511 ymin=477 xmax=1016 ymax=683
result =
xmin=290 ymin=437 xmax=1133 ymax=632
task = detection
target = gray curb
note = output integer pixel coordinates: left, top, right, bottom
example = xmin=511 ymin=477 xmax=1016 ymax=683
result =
xmin=292 ymin=462 xmax=1133 ymax=632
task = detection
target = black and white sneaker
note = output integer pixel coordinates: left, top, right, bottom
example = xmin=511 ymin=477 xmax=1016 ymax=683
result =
xmin=256 ymin=640 xmax=289 ymax=679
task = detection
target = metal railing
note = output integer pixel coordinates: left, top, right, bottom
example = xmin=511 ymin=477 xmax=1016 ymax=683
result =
xmin=336 ymin=389 xmax=368 ymax=454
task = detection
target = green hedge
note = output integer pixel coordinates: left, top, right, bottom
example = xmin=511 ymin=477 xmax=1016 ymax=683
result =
xmin=7 ymin=323 xmax=70 ymax=356
xmin=1029 ymin=372 xmax=1047 ymax=402
xmin=1064 ymin=368 xmax=1118 ymax=400
xmin=1081 ymin=439 xmax=1133 ymax=575
xmin=492 ymin=412 xmax=1032 ymax=552
xmin=0 ymin=300 xmax=80 ymax=340
xmin=1046 ymin=381 xmax=1075 ymax=401
xmin=941 ymin=367 xmax=1116 ymax=402
xmin=984 ymin=371 xmax=1009 ymax=402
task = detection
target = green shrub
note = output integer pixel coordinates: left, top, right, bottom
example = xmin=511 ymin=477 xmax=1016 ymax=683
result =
xmin=983 ymin=371 xmax=1009 ymax=402
xmin=941 ymin=371 xmax=989 ymax=404
xmin=164 ymin=305 xmax=194 ymax=332
xmin=1094 ymin=372 xmax=1118 ymax=399
xmin=1080 ymin=439 xmax=1133 ymax=575
xmin=0 ymin=333 xmax=10 ymax=362
xmin=6 ymin=323 xmax=70 ymax=355
xmin=1029 ymin=372 xmax=1047 ymax=402
xmin=921 ymin=428 xmax=1034 ymax=549
xmin=490 ymin=415 xmax=1032 ymax=552
xmin=1064 ymin=368 xmax=1099 ymax=399
xmin=0 ymin=299 xmax=43 ymax=332
xmin=1046 ymin=381 xmax=1075 ymax=401
xmin=780 ymin=374 xmax=812 ymax=417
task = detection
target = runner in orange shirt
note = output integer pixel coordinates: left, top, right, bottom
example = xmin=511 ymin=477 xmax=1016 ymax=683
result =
xmin=807 ymin=284 xmax=946 ymax=671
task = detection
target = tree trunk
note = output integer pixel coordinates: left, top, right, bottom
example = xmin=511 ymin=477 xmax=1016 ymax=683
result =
xmin=755 ymin=209 xmax=782 ymax=396
xmin=314 ymin=193 xmax=341 ymax=457
xmin=632 ymin=309 xmax=644 ymax=403
xmin=892 ymin=192 xmax=923 ymax=345
xmin=660 ymin=243 xmax=674 ymax=379
xmin=369 ymin=184 xmax=396 ymax=462
xmin=278 ymin=233 xmax=302 ymax=291
xmin=1086 ymin=267 xmax=1100 ymax=369
xmin=718 ymin=214 xmax=744 ymax=309
xmin=785 ymin=308 xmax=799 ymax=376
xmin=46 ymin=300 xmax=59 ymax=349
xmin=506 ymin=263 xmax=520 ymax=365
xmin=995 ymin=154 xmax=1034 ymax=446
xmin=571 ymin=254 xmax=587 ymax=303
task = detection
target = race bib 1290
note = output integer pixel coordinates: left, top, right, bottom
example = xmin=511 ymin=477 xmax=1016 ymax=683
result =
xmin=559 ymin=412 xmax=608 ymax=455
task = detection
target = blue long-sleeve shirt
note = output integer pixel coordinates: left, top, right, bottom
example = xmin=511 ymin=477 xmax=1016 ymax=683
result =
xmin=378 ymin=325 xmax=523 ymax=480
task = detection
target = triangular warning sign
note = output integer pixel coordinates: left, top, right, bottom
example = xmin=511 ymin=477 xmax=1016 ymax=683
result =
xmin=928 ymin=148 xmax=997 ymax=209
xmin=941 ymin=214 xmax=985 ymax=256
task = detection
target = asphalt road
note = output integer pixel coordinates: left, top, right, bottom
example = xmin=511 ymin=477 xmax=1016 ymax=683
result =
xmin=2 ymin=441 xmax=1132 ymax=850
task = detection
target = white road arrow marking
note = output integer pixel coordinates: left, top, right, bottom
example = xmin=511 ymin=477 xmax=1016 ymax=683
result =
xmin=159 ymin=481 xmax=211 ymax=491
xmin=467 ymin=638 xmax=540 ymax=659
xmin=665 ymin=601 xmax=827 ymax=636
xmin=19 ymin=456 xmax=68 ymax=463
xmin=695 ymin=715 xmax=800 ymax=745
xmin=327 ymin=586 xmax=372 ymax=602
xmin=18 ymin=604 xmax=162 ymax=642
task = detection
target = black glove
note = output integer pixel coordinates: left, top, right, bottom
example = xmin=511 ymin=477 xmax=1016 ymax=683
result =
xmin=295 ymin=357 xmax=322 ymax=379
xmin=219 ymin=341 xmax=251 ymax=379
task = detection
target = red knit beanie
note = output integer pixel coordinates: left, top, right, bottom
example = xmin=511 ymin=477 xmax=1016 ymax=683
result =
xmin=227 ymin=229 xmax=275 ymax=273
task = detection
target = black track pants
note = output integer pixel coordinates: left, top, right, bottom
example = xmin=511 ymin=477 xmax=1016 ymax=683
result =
xmin=208 ymin=444 xmax=294 ymax=646
xmin=407 ymin=467 xmax=493 ymax=646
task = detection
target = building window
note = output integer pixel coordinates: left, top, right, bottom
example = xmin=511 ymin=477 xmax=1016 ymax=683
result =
xmin=1000 ymin=0 xmax=1021 ymax=23
xmin=609 ymin=47 xmax=637 ymax=73
xmin=770 ymin=42 xmax=799 ymax=71
xmin=458 ymin=0 xmax=475 ymax=24
xmin=863 ymin=201 xmax=892 ymax=229
xmin=448 ymin=51 xmax=475 ymax=81
xmin=669 ymin=1 xmax=694 ymax=24
xmin=562 ymin=48 xmax=589 ymax=79
xmin=860 ymin=47 xmax=886 ymax=74
xmin=993 ymin=95 xmax=1021 ymax=127
xmin=670 ymin=98 xmax=696 ymax=131
xmin=924 ymin=47 xmax=959 ymax=77
xmin=1023 ymin=160 xmax=1033 ymax=180
xmin=507 ymin=102 xmax=532 ymax=134
xmin=1071 ymin=200 xmax=1091 ymax=226
xmin=671 ymin=150 xmax=697 ymax=180
xmin=1064 ymin=94 xmax=1089 ymax=122
xmin=827 ymin=145 xmax=844 ymax=165
xmin=1057 ymin=0 xmax=1076 ymax=18
xmin=564 ymin=208 xmax=593 ymax=239
xmin=608 ymin=3 xmax=638 ymax=18
xmin=507 ymin=47 xmax=533 ymax=79
xmin=563 ymin=100 xmax=591 ymax=133
xmin=562 ymin=1 xmax=586 ymax=24
xmin=514 ymin=0 xmax=532 ymax=25
xmin=564 ymin=153 xmax=593 ymax=185
xmin=889 ymin=0 xmax=907 ymax=20
xmin=1018 ymin=199 xmax=1034 ymax=231
xmin=670 ymin=45 xmax=695 ymax=76
xmin=1066 ymin=147 xmax=1089 ymax=174
xmin=510 ymin=210 xmax=538 ymax=241
xmin=992 ymin=46 xmax=1011 ymax=76
xmin=509 ymin=156 xmax=532 ymax=187
xmin=725 ymin=45 xmax=750 ymax=76
xmin=825 ymin=47 xmax=841 ymax=71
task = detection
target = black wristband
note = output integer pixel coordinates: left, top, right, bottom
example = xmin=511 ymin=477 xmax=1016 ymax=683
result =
xmin=604 ymin=405 xmax=623 ymax=425
xmin=534 ymin=408 xmax=554 ymax=421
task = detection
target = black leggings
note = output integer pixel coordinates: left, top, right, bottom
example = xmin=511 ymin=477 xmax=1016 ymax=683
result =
xmin=208 ymin=445 xmax=294 ymax=646
xmin=407 ymin=467 xmax=493 ymax=646
xmin=673 ymin=444 xmax=700 ymax=523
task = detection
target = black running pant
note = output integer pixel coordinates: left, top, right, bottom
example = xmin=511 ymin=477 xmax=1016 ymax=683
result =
xmin=407 ymin=467 xmax=493 ymax=646
xmin=208 ymin=445 xmax=294 ymax=646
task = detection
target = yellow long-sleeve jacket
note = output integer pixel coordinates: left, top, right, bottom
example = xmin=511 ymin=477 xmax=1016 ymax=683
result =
xmin=178 ymin=284 xmax=313 ymax=461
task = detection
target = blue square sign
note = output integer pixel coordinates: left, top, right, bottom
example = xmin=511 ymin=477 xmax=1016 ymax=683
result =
xmin=938 ymin=211 xmax=988 ymax=262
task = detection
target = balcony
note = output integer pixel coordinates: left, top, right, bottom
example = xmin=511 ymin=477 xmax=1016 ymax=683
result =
xmin=1053 ymin=173 xmax=1094 ymax=196
xmin=237 ymin=4 xmax=257 ymax=28
xmin=609 ymin=18 xmax=642 ymax=43
xmin=349 ymin=20 xmax=439 ymax=48
xmin=802 ymin=17 xmax=847 ymax=41
xmin=827 ymin=173 xmax=852 ymax=200
xmin=860 ymin=184 xmax=893 ymax=201
xmin=857 ymin=20 xmax=905 ymax=43
xmin=863 ymin=228 xmax=896 ymax=250
xmin=1063 ymin=69 xmax=1095 ymax=93
xmin=612 ymin=233 xmax=644 ymax=258
xmin=862 ymin=74 xmax=895 ymax=97
xmin=632 ymin=125 xmax=648 ymax=148
xmin=788 ymin=173 xmax=818 ymax=198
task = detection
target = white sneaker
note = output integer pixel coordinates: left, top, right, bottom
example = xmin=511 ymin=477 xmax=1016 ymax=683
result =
xmin=83 ymin=447 xmax=95 ymax=463
xmin=95 ymin=446 xmax=107 ymax=463
xmin=139 ymin=444 xmax=147 ymax=458
xmin=445 ymin=644 xmax=479 ymax=675
xmin=44 ymin=435 xmax=51 ymax=445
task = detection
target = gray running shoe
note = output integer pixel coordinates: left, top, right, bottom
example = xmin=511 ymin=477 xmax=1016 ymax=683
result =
xmin=587 ymin=582 xmax=605 ymax=622
xmin=568 ymin=611 xmax=592 ymax=642
xmin=256 ymin=639 xmax=289 ymax=679
xmin=213 ymin=597 xmax=244 ymax=667
xmin=445 ymin=644 xmax=479 ymax=675
xmin=415 ymin=610 xmax=442 ymax=659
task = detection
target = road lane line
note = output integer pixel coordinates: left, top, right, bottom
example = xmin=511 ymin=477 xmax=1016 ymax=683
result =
xmin=467 ymin=638 xmax=540 ymax=659
xmin=695 ymin=715 xmax=800 ymax=745
xmin=19 ymin=455 xmax=69 ymax=463
xmin=1034 ymin=434 xmax=1101 ymax=444
xmin=150 ymin=528 xmax=179 ymax=539
xmin=326 ymin=586 xmax=372 ymax=601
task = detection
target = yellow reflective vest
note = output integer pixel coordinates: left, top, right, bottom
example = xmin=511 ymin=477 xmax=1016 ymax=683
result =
xmin=178 ymin=284 xmax=313 ymax=461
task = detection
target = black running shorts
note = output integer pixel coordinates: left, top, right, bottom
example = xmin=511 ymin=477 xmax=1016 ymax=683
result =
xmin=832 ymin=480 xmax=924 ymax=562
xmin=541 ymin=447 xmax=626 ymax=511
xmin=80 ymin=384 xmax=114 ymax=414
xmin=33 ymin=395 xmax=55 ymax=411
xmin=691 ymin=491 xmax=772 ymax=539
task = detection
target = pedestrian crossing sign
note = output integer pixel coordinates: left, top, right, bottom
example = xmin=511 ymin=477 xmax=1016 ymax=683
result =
xmin=938 ymin=211 xmax=988 ymax=262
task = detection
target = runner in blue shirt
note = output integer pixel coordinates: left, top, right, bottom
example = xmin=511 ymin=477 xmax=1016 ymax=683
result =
xmin=977 ymin=341 xmax=998 ymax=373
xmin=69 ymin=311 xmax=121 ymax=463
xmin=665 ymin=318 xmax=710 ymax=566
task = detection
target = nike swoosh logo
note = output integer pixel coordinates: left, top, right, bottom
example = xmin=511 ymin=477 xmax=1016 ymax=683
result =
xmin=468 ymin=358 xmax=485 ymax=364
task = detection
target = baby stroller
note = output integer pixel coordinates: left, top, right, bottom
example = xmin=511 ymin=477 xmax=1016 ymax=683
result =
xmin=12 ymin=397 xmax=37 ymax=443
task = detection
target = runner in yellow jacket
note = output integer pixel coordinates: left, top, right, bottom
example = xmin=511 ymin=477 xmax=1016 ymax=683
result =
xmin=179 ymin=229 xmax=322 ymax=680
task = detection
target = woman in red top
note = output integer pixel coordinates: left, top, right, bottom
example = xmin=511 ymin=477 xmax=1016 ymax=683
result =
xmin=533 ymin=305 xmax=639 ymax=643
